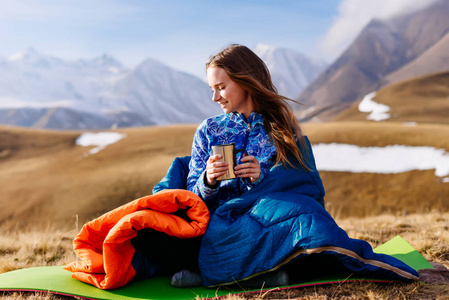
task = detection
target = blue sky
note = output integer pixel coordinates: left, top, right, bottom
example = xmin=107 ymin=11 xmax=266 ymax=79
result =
xmin=0 ymin=0 xmax=438 ymax=79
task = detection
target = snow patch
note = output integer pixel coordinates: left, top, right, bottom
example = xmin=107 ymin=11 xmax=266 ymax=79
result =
xmin=358 ymin=92 xmax=391 ymax=121
xmin=312 ymin=143 xmax=449 ymax=178
xmin=76 ymin=132 xmax=126 ymax=155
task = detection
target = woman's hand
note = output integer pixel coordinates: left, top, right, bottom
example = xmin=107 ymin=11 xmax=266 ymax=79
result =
xmin=205 ymin=154 xmax=229 ymax=187
xmin=234 ymin=154 xmax=261 ymax=183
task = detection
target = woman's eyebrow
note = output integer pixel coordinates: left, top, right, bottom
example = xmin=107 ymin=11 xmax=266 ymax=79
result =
xmin=210 ymin=82 xmax=224 ymax=88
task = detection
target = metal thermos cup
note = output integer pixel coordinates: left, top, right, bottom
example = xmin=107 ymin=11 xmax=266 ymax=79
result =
xmin=211 ymin=143 xmax=248 ymax=180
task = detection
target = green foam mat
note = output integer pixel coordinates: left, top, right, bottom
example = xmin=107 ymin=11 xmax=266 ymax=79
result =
xmin=373 ymin=235 xmax=432 ymax=271
xmin=0 ymin=236 xmax=432 ymax=300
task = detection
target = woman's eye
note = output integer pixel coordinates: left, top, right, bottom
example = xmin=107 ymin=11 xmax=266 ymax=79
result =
xmin=218 ymin=86 xmax=225 ymax=91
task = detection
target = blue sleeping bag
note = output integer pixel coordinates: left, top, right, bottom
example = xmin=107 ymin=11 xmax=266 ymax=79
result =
xmin=153 ymin=138 xmax=419 ymax=286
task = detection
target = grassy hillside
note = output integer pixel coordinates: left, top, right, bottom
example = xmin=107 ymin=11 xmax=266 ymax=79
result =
xmin=1 ymin=121 xmax=448 ymax=230
xmin=1 ymin=212 xmax=449 ymax=299
xmin=0 ymin=125 xmax=196 ymax=230
xmin=335 ymin=71 xmax=449 ymax=124
xmin=303 ymin=122 xmax=449 ymax=218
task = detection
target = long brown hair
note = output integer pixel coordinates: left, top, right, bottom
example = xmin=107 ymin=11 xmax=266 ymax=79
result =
xmin=206 ymin=44 xmax=310 ymax=170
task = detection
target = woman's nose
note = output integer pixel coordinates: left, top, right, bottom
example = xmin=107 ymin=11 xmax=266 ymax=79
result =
xmin=212 ymin=90 xmax=221 ymax=102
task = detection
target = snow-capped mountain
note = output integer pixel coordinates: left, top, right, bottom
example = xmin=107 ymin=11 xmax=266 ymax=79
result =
xmin=0 ymin=48 xmax=221 ymax=129
xmin=113 ymin=58 xmax=221 ymax=125
xmin=253 ymin=44 xmax=328 ymax=100
xmin=0 ymin=45 xmax=328 ymax=130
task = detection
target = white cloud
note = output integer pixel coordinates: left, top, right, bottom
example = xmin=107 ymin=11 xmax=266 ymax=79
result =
xmin=319 ymin=0 xmax=440 ymax=61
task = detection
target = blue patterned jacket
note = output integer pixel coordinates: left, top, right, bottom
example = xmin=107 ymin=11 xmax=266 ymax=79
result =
xmin=187 ymin=112 xmax=277 ymax=213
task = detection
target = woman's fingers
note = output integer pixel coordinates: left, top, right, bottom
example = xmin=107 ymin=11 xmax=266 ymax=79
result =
xmin=206 ymin=155 xmax=229 ymax=185
xmin=207 ymin=158 xmax=229 ymax=174
xmin=234 ymin=155 xmax=260 ymax=182
xmin=207 ymin=154 xmax=261 ymax=183
xmin=207 ymin=165 xmax=228 ymax=177
xmin=207 ymin=154 xmax=222 ymax=164
xmin=235 ymin=155 xmax=259 ymax=171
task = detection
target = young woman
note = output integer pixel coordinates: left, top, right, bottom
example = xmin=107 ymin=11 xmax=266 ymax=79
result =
xmin=187 ymin=44 xmax=310 ymax=214
xmin=167 ymin=45 xmax=418 ymax=288
xmin=66 ymin=45 xmax=419 ymax=291
xmin=169 ymin=44 xmax=312 ymax=288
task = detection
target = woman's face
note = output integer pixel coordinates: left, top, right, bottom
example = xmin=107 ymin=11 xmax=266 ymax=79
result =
xmin=207 ymin=66 xmax=254 ymax=119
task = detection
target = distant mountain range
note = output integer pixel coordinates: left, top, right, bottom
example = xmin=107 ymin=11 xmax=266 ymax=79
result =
xmin=0 ymin=45 xmax=324 ymax=130
xmin=0 ymin=49 xmax=222 ymax=129
xmin=297 ymin=0 xmax=449 ymax=122
xmin=253 ymin=44 xmax=327 ymax=100
xmin=2 ymin=0 xmax=447 ymax=130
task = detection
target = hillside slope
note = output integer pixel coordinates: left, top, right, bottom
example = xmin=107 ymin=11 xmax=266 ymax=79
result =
xmin=0 ymin=125 xmax=196 ymax=230
xmin=1 ymin=122 xmax=449 ymax=230
xmin=304 ymin=121 xmax=449 ymax=218
xmin=297 ymin=0 xmax=449 ymax=122
xmin=335 ymin=71 xmax=449 ymax=124
xmin=383 ymin=31 xmax=449 ymax=85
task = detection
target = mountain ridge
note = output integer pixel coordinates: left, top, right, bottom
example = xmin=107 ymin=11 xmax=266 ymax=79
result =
xmin=297 ymin=0 xmax=449 ymax=122
xmin=0 ymin=48 xmax=222 ymax=129
xmin=0 ymin=45 xmax=326 ymax=129
xmin=253 ymin=44 xmax=328 ymax=100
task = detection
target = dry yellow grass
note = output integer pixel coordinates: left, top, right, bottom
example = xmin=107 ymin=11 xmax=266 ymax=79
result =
xmin=0 ymin=293 xmax=72 ymax=300
xmin=0 ymin=125 xmax=197 ymax=230
xmin=0 ymin=227 xmax=77 ymax=300
xmin=0 ymin=228 xmax=76 ymax=274
xmin=335 ymin=71 xmax=449 ymax=124
xmin=303 ymin=121 xmax=449 ymax=150
xmin=1 ymin=212 xmax=449 ymax=299
xmin=1 ymin=121 xmax=449 ymax=229
xmin=1 ymin=120 xmax=449 ymax=298
xmin=302 ymin=121 xmax=449 ymax=218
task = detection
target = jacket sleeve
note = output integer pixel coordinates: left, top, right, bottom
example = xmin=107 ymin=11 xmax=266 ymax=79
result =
xmin=186 ymin=122 xmax=220 ymax=204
